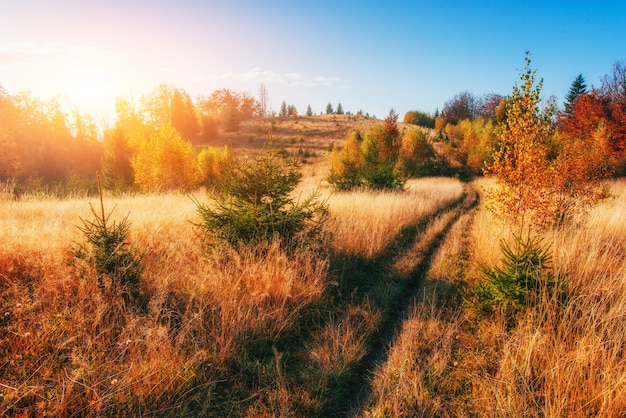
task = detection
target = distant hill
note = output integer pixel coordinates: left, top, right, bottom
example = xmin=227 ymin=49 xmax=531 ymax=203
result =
xmin=201 ymin=114 xmax=409 ymax=152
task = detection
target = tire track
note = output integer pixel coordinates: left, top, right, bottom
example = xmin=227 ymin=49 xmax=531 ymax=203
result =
xmin=341 ymin=183 xmax=479 ymax=417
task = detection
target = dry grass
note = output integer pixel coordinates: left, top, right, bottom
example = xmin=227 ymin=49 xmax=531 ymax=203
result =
xmin=0 ymin=171 xmax=465 ymax=415
xmin=7 ymin=168 xmax=623 ymax=416
xmin=0 ymin=190 xmax=328 ymax=415
xmin=211 ymin=114 xmax=392 ymax=153
xmin=364 ymin=178 xmax=626 ymax=417
xmin=327 ymin=177 xmax=464 ymax=257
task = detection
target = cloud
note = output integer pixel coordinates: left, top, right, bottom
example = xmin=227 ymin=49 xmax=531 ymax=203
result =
xmin=192 ymin=68 xmax=341 ymax=88
xmin=0 ymin=42 xmax=118 ymax=66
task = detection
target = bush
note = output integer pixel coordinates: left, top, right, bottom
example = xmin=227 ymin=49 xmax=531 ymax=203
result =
xmin=197 ymin=145 xmax=231 ymax=188
xmin=464 ymin=234 xmax=565 ymax=321
xmin=72 ymin=178 xmax=142 ymax=305
xmin=194 ymin=141 xmax=328 ymax=248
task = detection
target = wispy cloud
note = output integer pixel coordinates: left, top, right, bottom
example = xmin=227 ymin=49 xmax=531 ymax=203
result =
xmin=192 ymin=68 xmax=341 ymax=88
xmin=0 ymin=42 xmax=118 ymax=66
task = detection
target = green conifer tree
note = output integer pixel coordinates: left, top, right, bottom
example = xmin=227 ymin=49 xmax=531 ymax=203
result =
xmin=564 ymin=73 xmax=588 ymax=115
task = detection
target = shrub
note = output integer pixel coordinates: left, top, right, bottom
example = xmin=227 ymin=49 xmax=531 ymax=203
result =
xmin=197 ymin=145 xmax=231 ymax=188
xmin=194 ymin=141 xmax=328 ymax=248
xmin=464 ymin=234 xmax=565 ymax=321
xmin=72 ymin=176 xmax=142 ymax=304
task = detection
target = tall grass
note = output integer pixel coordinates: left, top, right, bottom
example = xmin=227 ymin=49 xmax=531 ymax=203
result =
xmin=1 ymin=176 xmax=465 ymax=415
xmin=364 ymin=179 xmax=626 ymax=417
xmin=0 ymin=190 xmax=328 ymax=415
xmin=327 ymin=177 xmax=463 ymax=257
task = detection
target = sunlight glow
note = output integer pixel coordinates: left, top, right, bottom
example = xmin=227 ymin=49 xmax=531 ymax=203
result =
xmin=64 ymin=72 xmax=119 ymax=115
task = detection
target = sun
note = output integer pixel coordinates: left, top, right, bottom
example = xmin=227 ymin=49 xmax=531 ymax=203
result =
xmin=63 ymin=71 xmax=120 ymax=116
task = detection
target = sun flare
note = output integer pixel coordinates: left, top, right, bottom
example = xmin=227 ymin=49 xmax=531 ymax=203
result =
xmin=63 ymin=71 xmax=120 ymax=115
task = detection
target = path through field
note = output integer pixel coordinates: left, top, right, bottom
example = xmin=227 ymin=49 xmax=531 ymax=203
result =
xmin=341 ymin=183 xmax=478 ymax=416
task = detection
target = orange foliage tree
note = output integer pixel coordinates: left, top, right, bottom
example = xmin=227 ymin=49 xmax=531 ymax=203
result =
xmin=486 ymin=53 xmax=608 ymax=227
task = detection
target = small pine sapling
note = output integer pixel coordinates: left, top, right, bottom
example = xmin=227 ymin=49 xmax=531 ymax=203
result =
xmin=73 ymin=173 xmax=142 ymax=305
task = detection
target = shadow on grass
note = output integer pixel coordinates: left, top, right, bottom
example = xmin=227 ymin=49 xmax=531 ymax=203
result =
xmin=323 ymin=185 xmax=478 ymax=417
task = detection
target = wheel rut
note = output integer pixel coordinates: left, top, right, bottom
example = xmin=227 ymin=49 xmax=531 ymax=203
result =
xmin=341 ymin=183 xmax=479 ymax=417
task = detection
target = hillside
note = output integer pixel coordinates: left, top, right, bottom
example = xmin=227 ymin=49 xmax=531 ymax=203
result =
xmin=209 ymin=114 xmax=395 ymax=150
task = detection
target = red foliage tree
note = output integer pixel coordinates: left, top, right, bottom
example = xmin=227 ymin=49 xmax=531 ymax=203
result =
xmin=558 ymin=90 xmax=626 ymax=175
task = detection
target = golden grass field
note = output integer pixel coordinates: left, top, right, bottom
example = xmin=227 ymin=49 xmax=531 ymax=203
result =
xmin=1 ymin=116 xmax=625 ymax=416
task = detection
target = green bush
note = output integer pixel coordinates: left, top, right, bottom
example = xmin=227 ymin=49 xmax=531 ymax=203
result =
xmin=73 ymin=180 xmax=142 ymax=304
xmin=194 ymin=141 xmax=328 ymax=248
xmin=465 ymin=234 xmax=566 ymax=321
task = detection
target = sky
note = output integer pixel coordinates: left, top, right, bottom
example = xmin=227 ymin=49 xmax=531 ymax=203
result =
xmin=1 ymin=0 xmax=625 ymax=125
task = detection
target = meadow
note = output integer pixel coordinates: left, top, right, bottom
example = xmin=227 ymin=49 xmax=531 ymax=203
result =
xmin=1 ymin=114 xmax=626 ymax=416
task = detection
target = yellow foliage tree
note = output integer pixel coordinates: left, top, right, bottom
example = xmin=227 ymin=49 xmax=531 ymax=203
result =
xmin=396 ymin=127 xmax=437 ymax=177
xmin=486 ymin=53 xmax=555 ymax=226
xmin=197 ymin=145 xmax=231 ymax=187
xmin=486 ymin=52 xmax=607 ymax=227
xmin=131 ymin=124 xmax=199 ymax=192
xmin=328 ymin=131 xmax=364 ymax=190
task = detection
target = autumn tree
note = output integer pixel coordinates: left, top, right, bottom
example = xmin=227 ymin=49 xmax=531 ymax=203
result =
xmin=328 ymin=110 xmax=406 ymax=191
xmin=328 ymin=131 xmax=364 ymax=190
xmin=601 ymin=59 xmax=626 ymax=103
xmin=396 ymin=127 xmax=438 ymax=177
xmin=197 ymin=145 xmax=231 ymax=187
xmin=441 ymin=91 xmax=478 ymax=124
xmin=139 ymin=85 xmax=199 ymax=141
xmin=131 ymin=124 xmax=199 ymax=192
xmin=0 ymin=85 xmax=22 ymax=180
xmin=197 ymin=89 xmax=260 ymax=133
xmin=0 ymin=90 xmax=101 ymax=190
xmin=487 ymin=52 xmax=607 ymax=227
xmin=486 ymin=53 xmax=555 ymax=226
xmin=403 ymin=110 xmax=435 ymax=128
xmin=557 ymin=61 xmax=626 ymax=176
xmin=478 ymin=93 xmax=505 ymax=119
xmin=101 ymin=126 xmax=135 ymax=191
xmin=170 ymin=89 xmax=199 ymax=142
xmin=140 ymin=84 xmax=174 ymax=128
xmin=444 ymin=117 xmax=498 ymax=174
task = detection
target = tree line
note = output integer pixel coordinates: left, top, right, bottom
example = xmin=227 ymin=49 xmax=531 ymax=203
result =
xmin=0 ymin=83 xmax=274 ymax=194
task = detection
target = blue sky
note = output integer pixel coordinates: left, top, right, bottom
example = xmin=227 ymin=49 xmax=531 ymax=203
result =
xmin=1 ymin=0 xmax=624 ymax=123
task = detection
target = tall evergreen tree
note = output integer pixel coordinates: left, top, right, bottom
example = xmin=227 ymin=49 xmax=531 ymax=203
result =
xmin=170 ymin=89 xmax=199 ymax=142
xmin=280 ymin=101 xmax=288 ymax=117
xmin=326 ymin=102 xmax=334 ymax=114
xmin=336 ymin=102 xmax=344 ymax=114
xmin=564 ymin=74 xmax=588 ymax=115
xmin=306 ymin=105 xmax=313 ymax=116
